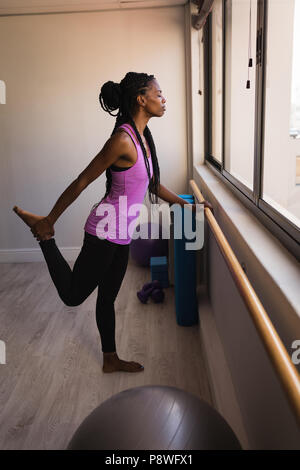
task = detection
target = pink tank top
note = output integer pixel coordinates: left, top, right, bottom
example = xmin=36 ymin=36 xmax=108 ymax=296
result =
xmin=84 ymin=123 xmax=153 ymax=244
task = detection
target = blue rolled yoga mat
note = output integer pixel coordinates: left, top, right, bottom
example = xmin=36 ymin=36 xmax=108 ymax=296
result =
xmin=173 ymin=194 xmax=198 ymax=326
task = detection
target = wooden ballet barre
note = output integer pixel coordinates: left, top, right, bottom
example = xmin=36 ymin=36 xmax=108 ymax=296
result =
xmin=189 ymin=178 xmax=300 ymax=424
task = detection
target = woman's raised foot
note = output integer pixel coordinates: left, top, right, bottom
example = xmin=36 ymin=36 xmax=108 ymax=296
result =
xmin=13 ymin=206 xmax=43 ymax=228
xmin=13 ymin=206 xmax=52 ymax=241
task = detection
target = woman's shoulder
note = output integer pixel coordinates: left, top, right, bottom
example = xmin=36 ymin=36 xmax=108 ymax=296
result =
xmin=115 ymin=124 xmax=138 ymax=146
xmin=107 ymin=127 xmax=137 ymax=164
xmin=102 ymin=128 xmax=134 ymax=159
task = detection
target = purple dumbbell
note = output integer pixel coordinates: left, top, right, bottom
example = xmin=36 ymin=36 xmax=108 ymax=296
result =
xmin=143 ymin=280 xmax=162 ymax=291
xmin=150 ymin=288 xmax=165 ymax=303
xmin=137 ymin=280 xmax=162 ymax=304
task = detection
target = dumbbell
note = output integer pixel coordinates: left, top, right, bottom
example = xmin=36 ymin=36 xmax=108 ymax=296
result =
xmin=150 ymin=288 xmax=165 ymax=303
xmin=137 ymin=280 xmax=162 ymax=304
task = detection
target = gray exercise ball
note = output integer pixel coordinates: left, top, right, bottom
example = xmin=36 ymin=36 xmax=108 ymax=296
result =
xmin=67 ymin=385 xmax=242 ymax=450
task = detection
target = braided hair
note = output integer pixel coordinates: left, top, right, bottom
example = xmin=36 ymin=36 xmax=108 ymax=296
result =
xmin=98 ymin=72 xmax=160 ymax=205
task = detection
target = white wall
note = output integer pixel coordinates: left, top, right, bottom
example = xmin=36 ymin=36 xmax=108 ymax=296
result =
xmin=0 ymin=6 xmax=187 ymax=261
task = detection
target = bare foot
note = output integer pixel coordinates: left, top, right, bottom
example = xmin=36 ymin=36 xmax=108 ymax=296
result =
xmin=13 ymin=206 xmax=52 ymax=241
xmin=103 ymin=352 xmax=144 ymax=373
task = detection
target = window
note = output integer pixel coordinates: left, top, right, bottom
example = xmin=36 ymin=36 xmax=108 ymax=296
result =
xmin=210 ymin=0 xmax=223 ymax=165
xmin=224 ymin=0 xmax=258 ymax=191
xmin=262 ymin=0 xmax=300 ymax=228
xmin=205 ymin=0 xmax=300 ymax=258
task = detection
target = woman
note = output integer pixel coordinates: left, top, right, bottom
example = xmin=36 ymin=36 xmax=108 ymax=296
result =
xmin=13 ymin=72 xmax=212 ymax=373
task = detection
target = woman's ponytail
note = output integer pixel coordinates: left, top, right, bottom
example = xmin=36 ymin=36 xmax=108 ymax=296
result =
xmin=99 ymin=81 xmax=122 ymax=116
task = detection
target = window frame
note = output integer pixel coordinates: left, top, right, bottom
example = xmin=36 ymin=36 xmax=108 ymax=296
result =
xmin=204 ymin=0 xmax=300 ymax=260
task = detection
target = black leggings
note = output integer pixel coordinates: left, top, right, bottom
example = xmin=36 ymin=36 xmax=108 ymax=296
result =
xmin=39 ymin=231 xmax=130 ymax=353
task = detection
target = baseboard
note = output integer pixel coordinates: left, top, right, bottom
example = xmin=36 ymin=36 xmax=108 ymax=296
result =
xmin=0 ymin=246 xmax=81 ymax=263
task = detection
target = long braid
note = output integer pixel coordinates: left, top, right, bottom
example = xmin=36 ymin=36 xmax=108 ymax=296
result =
xmin=98 ymin=72 xmax=161 ymax=206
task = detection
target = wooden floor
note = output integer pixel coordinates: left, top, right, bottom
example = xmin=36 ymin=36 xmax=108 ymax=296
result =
xmin=0 ymin=256 xmax=213 ymax=450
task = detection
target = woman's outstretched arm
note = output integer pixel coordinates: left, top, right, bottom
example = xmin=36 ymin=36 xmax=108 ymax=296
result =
xmin=46 ymin=178 xmax=86 ymax=226
xmin=31 ymin=131 xmax=133 ymax=240
xmin=152 ymin=182 xmax=213 ymax=212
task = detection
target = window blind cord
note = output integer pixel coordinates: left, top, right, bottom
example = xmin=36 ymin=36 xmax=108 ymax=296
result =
xmin=246 ymin=0 xmax=253 ymax=89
